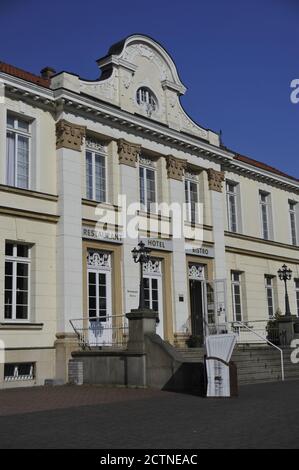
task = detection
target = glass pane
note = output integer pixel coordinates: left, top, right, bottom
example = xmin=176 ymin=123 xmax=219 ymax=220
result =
xmin=88 ymin=272 xmax=96 ymax=284
xmin=86 ymin=152 xmax=93 ymax=199
xmin=18 ymin=363 xmax=32 ymax=376
xmin=5 ymin=276 xmax=13 ymax=290
xmin=17 ymin=119 xmax=29 ymax=132
xmin=5 ymin=261 xmax=13 ymax=275
xmin=17 ymin=245 xmax=29 ymax=258
xmin=6 ymin=131 xmax=16 ymax=186
xmin=4 ymin=364 xmax=15 ymax=378
xmin=5 ymin=304 xmax=12 ymax=319
xmin=89 ymin=297 xmax=96 ymax=309
xmin=17 ymin=263 xmax=28 ymax=277
xmin=5 ymin=290 xmax=13 ymax=304
xmin=17 ymin=135 xmax=29 ymax=189
xmin=16 ymin=305 xmax=28 ymax=320
xmin=7 ymin=115 xmax=14 ymax=128
xmin=5 ymin=242 xmax=14 ymax=256
xmin=95 ymin=154 xmax=106 ymax=202
xmin=89 ymin=284 xmax=96 ymax=297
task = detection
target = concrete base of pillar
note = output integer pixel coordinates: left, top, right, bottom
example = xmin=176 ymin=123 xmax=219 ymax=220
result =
xmin=55 ymin=332 xmax=79 ymax=383
xmin=277 ymin=317 xmax=296 ymax=346
xmin=126 ymin=308 xmax=158 ymax=353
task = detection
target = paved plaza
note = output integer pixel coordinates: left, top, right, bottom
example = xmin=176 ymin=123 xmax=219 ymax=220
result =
xmin=0 ymin=380 xmax=299 ymax=449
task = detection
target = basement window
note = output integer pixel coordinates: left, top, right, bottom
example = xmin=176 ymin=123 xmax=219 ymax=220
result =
xmin=4 ymin=363 xmax=35 ymax=382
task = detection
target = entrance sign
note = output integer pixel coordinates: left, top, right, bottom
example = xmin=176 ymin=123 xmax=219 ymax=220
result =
xmin=185 ymin=244 xmax=214 ymax=258
xmin=82 ymin=226 xmax=123 ymax=244
xmin=140 ymin=237 xmax=173 ymax=252
xmin=205 ymin=333 xmax=237 ymax=397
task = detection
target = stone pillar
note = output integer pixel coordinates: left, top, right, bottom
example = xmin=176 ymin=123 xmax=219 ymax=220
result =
xmin=126 ymin=309 xmax=158 ymax=353
xmin=118 ymin=139 xmax=141 ymax=312
xmin=207 ymin=168 xmax=226 ymax=280
xmin=55 ymin=119 xmax=86 ymax=382
xmin=166 ymin=156 xmax=189 ymax=335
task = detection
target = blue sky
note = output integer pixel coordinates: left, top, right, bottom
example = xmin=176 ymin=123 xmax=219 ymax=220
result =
xmin=1 ymin=0 xmax=298 ymax=177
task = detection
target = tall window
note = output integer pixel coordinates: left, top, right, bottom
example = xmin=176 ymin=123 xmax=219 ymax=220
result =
xmin=226 ymin=182 xmax=238 ymax=232
xmin=85 ymin=142 xmax=106 ymax=202
xmin=289 ymin=201 xmax=298 ymax=246
xmin=231 ymin=271 xmax=243 ymax=321
xmin=295 ymin=279 xmax=299 ymax=317
xmin=185 ymin=175 xmax=198 ymax=224
xmin=5 ymin=242 xmax=30 ymax=321
xmin=6 ymin=114 xmax=30 ymax=189
xmin=259 ymin=191 xmax=272 ymax=240
xmin=265 ymin=276 xmax=275 ymax=318
xmin=139 ymin=161 xmax=156 ymax=212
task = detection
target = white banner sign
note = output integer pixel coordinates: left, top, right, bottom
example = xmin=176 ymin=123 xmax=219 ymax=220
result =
xmin=185 ymin=244 xmax=214 ymax=258
xmin=82 ymin=226 xmax=123 ymax=244
xmin=140 ymin=237 xmax=173 ymax=252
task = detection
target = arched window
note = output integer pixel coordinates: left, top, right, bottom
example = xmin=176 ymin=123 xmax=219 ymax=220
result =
xmin=136 ymin=87 xmax=157 ymax=115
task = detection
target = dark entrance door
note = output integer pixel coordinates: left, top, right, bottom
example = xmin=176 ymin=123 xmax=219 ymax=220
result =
xmin=189 ymin=279 xmax=204 ymax=341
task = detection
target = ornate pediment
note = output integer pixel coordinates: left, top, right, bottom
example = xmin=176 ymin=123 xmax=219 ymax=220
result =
xmin=77 ymin=35 xmax=211 ymax=141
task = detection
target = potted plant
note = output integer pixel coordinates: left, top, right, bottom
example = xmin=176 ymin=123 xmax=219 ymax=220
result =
xmin=186 ymin=334 xmax=203 ymax=348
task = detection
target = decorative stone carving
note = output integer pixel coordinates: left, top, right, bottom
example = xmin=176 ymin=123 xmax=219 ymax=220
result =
xmin=207 ymin=168 xmax=225 ymax=192
xmin=118 ymin=139 xmax=141 ymax=167
xmin=56 ymin=119 xmax=86 ymax=152
xmin=166 ymin=156 xmax=187 ymax=181
xmin=139 ymin=156 xmax=156 ymax=168
xmin=87 ymin=250 xmax=111 ymax=270
xmin=85 ymin=137 xmax=107 ymax=153
xmin=143 ymin=259 xmax=161 ymax=275
xmin=188 ymin=264 xmax=204 ymax=280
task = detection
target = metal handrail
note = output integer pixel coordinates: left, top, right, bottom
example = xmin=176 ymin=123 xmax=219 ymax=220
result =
xmin=232 ymin=320 xmax=284 ymax=381
xmin=69 ymin=315 xmax=128 ymax=350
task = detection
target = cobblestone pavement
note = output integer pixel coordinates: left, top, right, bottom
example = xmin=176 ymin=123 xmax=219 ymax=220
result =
xmin=0 ymin=381 xmax=299 ymax=449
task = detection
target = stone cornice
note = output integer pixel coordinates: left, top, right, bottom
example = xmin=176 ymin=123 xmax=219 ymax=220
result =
xmin=0 ymin=206 xmax=59 ymax=223
xmin=0 ymin=184 xmax=58 ymax=201
xmin=225 ymin=230 xmax=299 ymax=252
xmin=166 ymin=155 xmax=187 ymax=181
xmin=225 ymin=245 xmax=299 ymax=265
xmin=117 ymin=138 xmax=141 ymax=167
xmin=2 ymin=75 xmax=298 ymax=192
xmin=207 ymin=168 xmax=225 ymax=192
xmin=56 ymin=119 xmax=86 ymax=151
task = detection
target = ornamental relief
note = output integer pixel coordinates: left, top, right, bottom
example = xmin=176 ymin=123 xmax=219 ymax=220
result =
xmin=80 ymin=69 xmax=119 ymax=104
xmin=188 ymin=264 xmax=205 ymax=280
xmin=123 ymin=44 xmax=169 ymax=82
xmin=207 ymin=168 xmax=225 ymax=192
xmin=166 ymin=156 xmax=187 ymax=181
xmin=87 ymin=251 xmax=111 ymax=270
xmin=85 ymin=137 xmax=107 ymax=153
xmin=56 ymin=119 xmax=86 ymax=151
xmin=118 ymin=139 xmax=141 ymax=167
xmin=143 ymin=259 xmax=162 ymax=276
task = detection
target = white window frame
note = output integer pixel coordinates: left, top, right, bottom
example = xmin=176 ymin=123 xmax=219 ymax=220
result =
xmin=265 ymin=275 xmax=275 ymax=318
xmin=226 ymin=181 xmax=239 ymax=232
xmin=139 ymin=159 xmax=157 ymax=213
xmin=185 ymin=174 xmax=199 ymax=224
xmin=259 ymin=190 xmax=272 ymax=240
xmin=136 ymin=87 xmax=158 ymax=113
xmin=6 ymin=113 xmax=31 ymax=189
xmin=85 ymin=145 xmax=107 ymax=202
xmin=4 ymin=242 xmax=31 ymax=322
xmin=231 ymin=271 xmax=243 ymax=322
xmin=289 ymin=201 xmax=298 ymax=246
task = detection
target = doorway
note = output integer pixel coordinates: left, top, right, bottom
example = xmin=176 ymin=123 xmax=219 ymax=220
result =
xmin=188 ymin=263 xmax=205 ymax=344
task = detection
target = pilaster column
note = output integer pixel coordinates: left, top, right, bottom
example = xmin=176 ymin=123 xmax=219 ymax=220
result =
xmin=166 ymin=155 xmax=189 ymax=334
xmin=55 ymin=119 xmax=85 ymax=381
xmin=207 ymin=168 xmax=226 ymax=279
xmin=118 ymin=139 xmax=141 ymax=312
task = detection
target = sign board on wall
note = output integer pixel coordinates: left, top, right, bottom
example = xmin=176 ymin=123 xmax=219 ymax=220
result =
xmin=82 ymin=226 xmax=123 ymax=244
xmin=185 ymin=243 xmax=214 ymax=258
xmin=140 ymin=237 xmax=173 ymax=252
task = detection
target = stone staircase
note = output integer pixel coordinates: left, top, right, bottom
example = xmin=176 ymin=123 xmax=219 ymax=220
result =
xmin=177 ymin=345 xmax=299 ymax=385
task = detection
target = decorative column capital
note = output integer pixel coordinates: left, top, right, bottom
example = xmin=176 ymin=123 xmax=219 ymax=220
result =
xmin=166 ymin=155 xmax=187 ymax=181
xmin=56 ymin=119 xmax=86 ymax=151
xmin=207 ymin=168 xmax=225 ymax=192
xmin=118 ymin=139 xmax=141 ymax=167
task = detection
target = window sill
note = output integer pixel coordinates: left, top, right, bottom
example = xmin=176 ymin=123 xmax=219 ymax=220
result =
xmin=0 ymin=323 xmax=44 ymax=331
